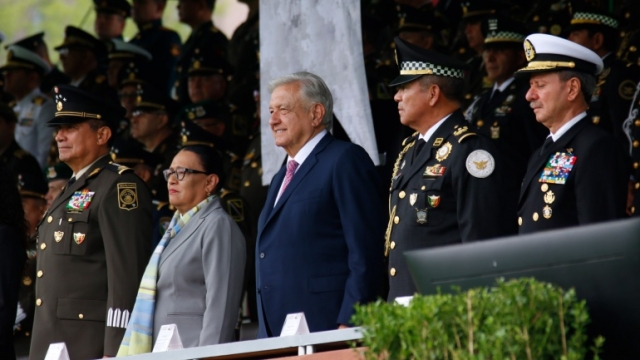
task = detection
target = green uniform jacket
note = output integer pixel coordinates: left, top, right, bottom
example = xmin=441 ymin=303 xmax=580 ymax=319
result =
xmin=30 ymin=155 xmax=152 ymax=359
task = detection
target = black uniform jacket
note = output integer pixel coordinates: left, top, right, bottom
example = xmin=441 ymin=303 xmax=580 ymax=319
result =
xmin=30 ymin=155 xmax=152 ymax=359
xmin=386 ymin=111 xmax=518 ymax=300
xmin=518 ymin=116 xmax=626 ymax=234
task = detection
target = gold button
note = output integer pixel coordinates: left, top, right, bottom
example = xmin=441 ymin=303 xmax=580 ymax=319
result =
xmin=40 ymin=243 xmax=46 ymax=250
xmin=533 ymin=212 xmax=539 ymax=221
xmin=36 ymin=299 xmax=42 ymax=306
xmin=37 ymin=270 xmax=43 ymax=278
xmin=399 ymin=191 xmax=406 ymax=199
xmin=421 ymin=186 xmax=426 ymax=191
xmin=635 ymin=119 xmax=640 ymax=127
xmin=47 ymin=216 xmax=53 ymax=223
xmin=244 ymin=180 xmax=250 ymax=187
xmin=477 ymin=120 xmax=484 ymax=127
xmin=251 ymin=161 xmax=257 ymax=168
xmin=635 ymin=182 xmax=640 ymax=190
xmin=390 ymin=241 xmax=396 ymax=249
xmin=393 ymin=216 xmax=399 ymax=224
xmin=541 ymin=183 xmax=549 ymax=192
xmin=634 ymin=162 xmax=639 ymax=169
xmin=68 ymin=218 xmax=73 ymax=222
xmin=631 ymin=206 xmax=636 ymax=214
xmin=78 ymin=314 xmax=84 ymax=319
xmin=390 ymin=268 xmax=396 ymax=276
xmin=634 ymin=140 xmax=640 ymax=148
xmin=518 ymin=217 xmax=522 ymax=226
xmin=465 ymin=93 xmax=472 ymax=100
xmin=592 ymin=116 xmax=600 ymax=124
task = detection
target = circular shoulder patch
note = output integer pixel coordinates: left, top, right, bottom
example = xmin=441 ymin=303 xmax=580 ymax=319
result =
xmin=466 ymin=150 xmax=495 ymax=178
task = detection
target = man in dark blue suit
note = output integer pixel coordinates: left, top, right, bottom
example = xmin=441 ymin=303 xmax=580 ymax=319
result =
xmin=255 ymin=72 xmax=384 ymax=338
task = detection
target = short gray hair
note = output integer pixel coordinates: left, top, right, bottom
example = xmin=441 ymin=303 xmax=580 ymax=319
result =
xmin=268 ymin=71 xmax=334 ymax=131
xmin=558 ymin=70 xmax=597 ymax=104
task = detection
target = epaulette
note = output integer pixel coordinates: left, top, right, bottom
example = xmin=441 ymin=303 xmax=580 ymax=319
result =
xmin=106 ymin=162 xmax=133 ymax=175
xmin=452 ymin=125 xmax=477 ymax=143
xmin=402 ymin=131 xmax=420 ymax=146
xmin=32 ymin=95 xmax=46 ymax=106
xmin=13 ymin=149 xmax=28 ymax=159
xmin=87 ymin=167 xmax=103 ymax=179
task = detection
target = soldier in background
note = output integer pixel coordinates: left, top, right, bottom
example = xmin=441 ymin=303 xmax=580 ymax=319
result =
xmin=466 ymin=15 xmax=547 ymax=181
xmin=130 ymin=0 xmax=182 ymax=95
xmin=54 ymin=26 xmax=117 ymax=103
xmin=396 ymin=4 xmax=448 ymax=51
xmin=1 ymin=45 xmax=55 ymax=169
xmin=44 ymin=162 xmax=73 ymax=209
xmin=173 ymin=0 xmax=228 ymax=105
xmin=93 ymin=0 xmax=131 ymax=41
xmin=13 ymin=173 xmax=48 ymax=358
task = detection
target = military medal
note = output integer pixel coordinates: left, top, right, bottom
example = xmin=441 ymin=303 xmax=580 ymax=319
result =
xmin=539 ymin=152 xmax=577 ymax=184
xmin=424 ymin=164 xmax=446 ymax=177
xmin=428 ymin=195 xmax=440 ymax=208
xmin=543 ymin=191 xmax=555 ymax=204
xmin=54 ymin=231 xmax=64 ymax=242
xmin=415 ymin=208 xmax=428 ymax=224
xmin=541 ymin=183 xmax=549 ymax=192
xmin=74 ymin=233 xmax=86 ymax=245
xmin=409 ymin=193 xmax=418 ymax=206
xmin=543 ymin=205 xmax=553 ymax=219
xmin=435 ymin=142 xmax=453 ymax=162
xmin=490 ymin=125 xmax=500 ymax=139
xmin=66 ymin=189 xmax=95 ymax=212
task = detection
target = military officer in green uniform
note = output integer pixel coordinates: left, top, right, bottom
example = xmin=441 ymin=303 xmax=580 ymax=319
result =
xmin=29 ymin=85 xmax=152 ymax=359
xmin=386 ymin=37 xmax=518 ymax=300
xmin=93 ymin=0 xmax=131 ymax=41
xmin=466 ymin=15 xmax=547 ymax=180
xmin=173 ymin=0 xmax=228 ymax=105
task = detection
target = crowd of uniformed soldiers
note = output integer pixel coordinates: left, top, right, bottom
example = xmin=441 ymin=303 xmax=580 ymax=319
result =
xmin=3 ymin=0 xmax=640 ymax=357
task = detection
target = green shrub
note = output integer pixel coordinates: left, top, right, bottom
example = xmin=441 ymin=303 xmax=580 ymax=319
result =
xmin=352 ymin=278 xmax=604 ymax=360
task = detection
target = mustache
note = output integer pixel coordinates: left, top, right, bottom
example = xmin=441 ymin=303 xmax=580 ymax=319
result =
xmin=529 ymin=101 xmax=542 ymax=109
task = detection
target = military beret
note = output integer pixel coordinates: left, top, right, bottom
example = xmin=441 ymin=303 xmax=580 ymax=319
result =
xmin=483 ymin=15 xmax=529 ymax=48
xmin=389 ymin=36 xmax=465 ymax=86
xmin=94 ymin=0 xmax=131 ymax=17
xmin=45 ymin=162 xmax=73 ymax=182
xmin=516 ymin=33 xmax=604 ymax=77
xmin=110 ymin=138 xmax=162 ymax=168
xmin=48 ymin=84 xmax=126 ymax=128
xmin=131 ymin=83 xmax=181 ymax=118
xmin=0 ymin=45 xmax=51 ymax=74
xmin=4 ymin=32 xmax=45 ymax=51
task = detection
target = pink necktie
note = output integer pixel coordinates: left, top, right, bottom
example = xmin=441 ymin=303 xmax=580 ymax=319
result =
xmin=279 ymin=159 xmax=299 ymax=197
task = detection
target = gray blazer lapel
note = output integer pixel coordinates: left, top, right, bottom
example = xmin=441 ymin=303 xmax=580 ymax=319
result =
xmin=159 ymin=198 xmax=221 ymax=267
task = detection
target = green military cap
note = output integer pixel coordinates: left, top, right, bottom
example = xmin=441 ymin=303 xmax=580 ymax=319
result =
xmin=45 ymin=162 xmax=73 ymax=182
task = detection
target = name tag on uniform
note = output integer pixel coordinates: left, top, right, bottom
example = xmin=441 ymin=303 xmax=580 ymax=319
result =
xmin=539 ymin=152 xmax=577 ymax=185
xmin=66 ymin=189 xmax=95 ymax=212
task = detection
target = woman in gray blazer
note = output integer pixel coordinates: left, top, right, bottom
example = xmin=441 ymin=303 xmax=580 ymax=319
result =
xmin=153 ymin=145 xmax=246 ymax=348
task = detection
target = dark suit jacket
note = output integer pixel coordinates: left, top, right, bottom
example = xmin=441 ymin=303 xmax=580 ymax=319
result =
xmin=518 ymin=116 xmax=626 ymax=233
xmin=30 ymin=155 xmax=152 ymax=359
xmin=255 ymin=133 xmax=384 ymax=338
xmin=387 ymin=111 xmax=518 ymax=300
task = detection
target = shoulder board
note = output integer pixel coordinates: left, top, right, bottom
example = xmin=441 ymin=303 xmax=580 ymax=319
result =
xmin=452 ymin=125 xmax=477 ymax=143
xmin=402 ymin=131 xmax=420 ymax=146
xmin=219 ymin=189 xmax=232 ymax=199
xmin=32 ymin=96 xmax=46 ymax=105
xmin=106 ymin=162 xmax=133 ymax=175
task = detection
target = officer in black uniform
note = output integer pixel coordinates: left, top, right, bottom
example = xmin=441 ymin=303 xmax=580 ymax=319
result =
xmin=395 ymin=4 xmax=449 ymax=52
xmin=130 ymin=0 xmax=182 ymax=95
xmin=4 ymin=32 xmax=71 ymax=96
xmin=624 ymin=83 xmax=640 ymax=217
xmin=54 ymin=26 xmax=117 ymax=104
xmin=29 ymin=85 xmax=152 ymax=359
xmin=0 ymin=102 xmax=44 ymax=188
xmin=386 ymin=37 xmax=518 ymax=300
xmin=466 ymin=15 xmax=547 ymax=180
xmin=93 ymin=0 xmax=131 ymax=41
xmin=173 ymin=0 xmax=229 ymax=105
xmin=516 ymin=33 xmax=626 ymax=234
xmin=567 ymin=5 xmax=638 ymax=152
xmin=14 ymin=171 xmax=48 ymax=358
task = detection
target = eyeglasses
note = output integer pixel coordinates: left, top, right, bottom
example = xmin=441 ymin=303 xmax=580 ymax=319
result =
xmin=162 ymin=166 xmax=208 ymax=181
